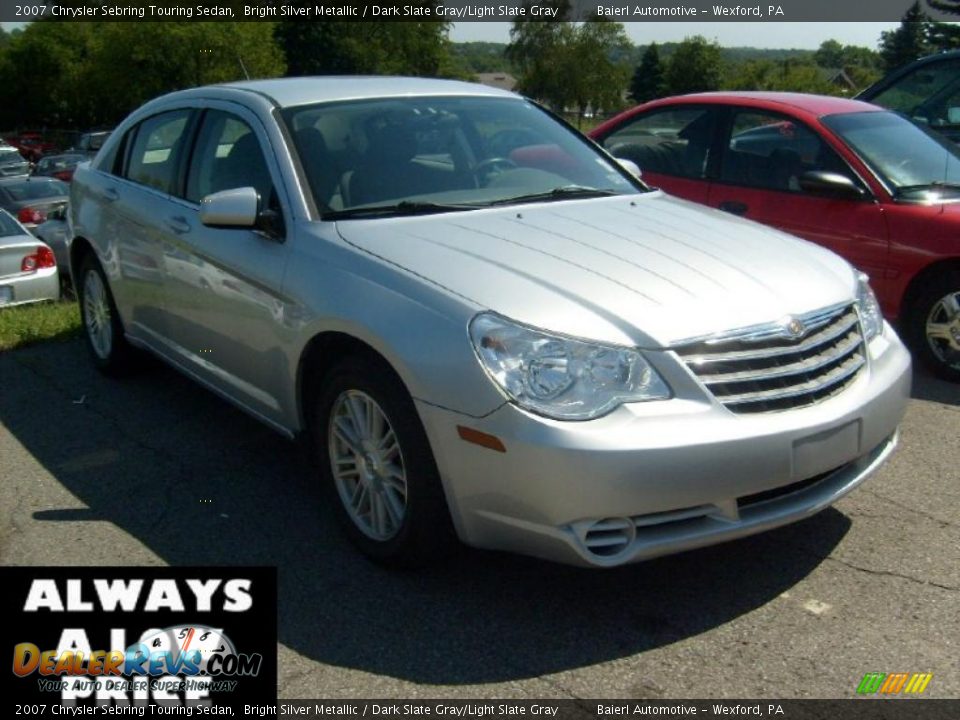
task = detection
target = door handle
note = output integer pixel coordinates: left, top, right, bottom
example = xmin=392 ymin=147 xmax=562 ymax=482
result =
xmin=165 ymin=216 xmax=191 ymax=235
xmin=99 ymin=187 xmax=119 ymax=203
xmin=719 ymin=200 xmax=748 ymax=216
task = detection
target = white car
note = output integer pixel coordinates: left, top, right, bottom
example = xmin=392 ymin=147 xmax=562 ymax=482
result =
xmin=0 ymin=209 xmax=59 ymax=307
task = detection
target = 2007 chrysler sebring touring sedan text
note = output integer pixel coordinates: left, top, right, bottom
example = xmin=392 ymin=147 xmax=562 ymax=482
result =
xmin=68 ymin=78 xmax=911 ymax=567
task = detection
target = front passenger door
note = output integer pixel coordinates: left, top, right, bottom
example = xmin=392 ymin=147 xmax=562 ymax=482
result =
xmin=160 ymin=108 xmax=292 ymax=425
xmin=707 ymin=109 xmax=889 ymax=285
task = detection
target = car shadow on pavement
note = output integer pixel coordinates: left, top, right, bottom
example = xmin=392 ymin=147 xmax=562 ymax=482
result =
xmin=0 ymin=339 xmax=853 ymax=685
xmin=910 ymin=365 xmax=960 ymax=406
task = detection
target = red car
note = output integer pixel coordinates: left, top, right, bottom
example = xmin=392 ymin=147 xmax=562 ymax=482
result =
xmin=591 ymin=92 xmax=960 ymax=381
xmin=6 ymin=132 xmax=58 ymax=163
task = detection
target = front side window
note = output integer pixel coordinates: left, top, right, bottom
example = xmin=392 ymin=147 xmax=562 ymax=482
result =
xmin=283 ymin=96 xmax=641 ymax=217
xmin=720 ymin=111 xmax=854 ymax=192
xmin=600 ymin=107 xmax=719 ymax=180
xmin=124 ymin=110 xmax=192 ymax=194
xmin=186 ymin=111 xmax=274 ymax=205
xmin=823 ymin=110 xmax=960 ymax=201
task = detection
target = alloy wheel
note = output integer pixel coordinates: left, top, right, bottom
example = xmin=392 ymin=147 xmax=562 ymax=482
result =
xmin=328 ymin=389 xmax=408 ymax=541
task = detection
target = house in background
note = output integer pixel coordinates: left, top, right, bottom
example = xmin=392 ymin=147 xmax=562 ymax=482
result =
xmin=475 ymin=73 xmax=517 ymax=92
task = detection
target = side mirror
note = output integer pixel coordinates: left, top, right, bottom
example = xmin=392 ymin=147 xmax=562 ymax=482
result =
xmin=200 ymin=187 xmax=259 ymax=228
xmin=798 ymin=170 xmax=867 ymax=200
xmin=615 ymin=157 xmax=642 ymax=179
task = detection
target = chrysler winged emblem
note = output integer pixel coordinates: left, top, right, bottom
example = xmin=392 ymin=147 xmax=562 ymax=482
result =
xmin=781 ymin=317 xmax=806 ymax=339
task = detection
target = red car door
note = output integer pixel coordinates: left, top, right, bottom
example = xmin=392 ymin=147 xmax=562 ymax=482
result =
xmin=595 ymin=105 xmax=721 ymax=205
xmin=706 ymin=108 xmax=890 ymax=297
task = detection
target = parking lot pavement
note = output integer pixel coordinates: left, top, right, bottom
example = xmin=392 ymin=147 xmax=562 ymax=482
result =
xmin=0 ymin=337 xmax=957 ymax=699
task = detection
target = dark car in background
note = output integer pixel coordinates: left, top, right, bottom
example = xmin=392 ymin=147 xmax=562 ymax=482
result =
xmin=32 ymin=153 xmax=86 ymax=183
xmin=0 ymin=176 xmax=69 ymax=232
xmin=591 ymin=92 xmax=960 ymax=381
xmin=858 ymin=50 xmax=960 ymax=144
xmin=68 ymin=130 xmax=112 ymax=158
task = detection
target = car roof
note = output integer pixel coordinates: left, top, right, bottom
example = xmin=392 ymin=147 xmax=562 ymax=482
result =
xmin=857 ymin=50 xmax=960 ymax=100
xmin=643 ymin=91 xmax=881 ymax=117
xmin=164 ymin=76 xmax=518 ymax=109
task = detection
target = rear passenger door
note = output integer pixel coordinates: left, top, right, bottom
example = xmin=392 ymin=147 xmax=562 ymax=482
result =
xmin=707 ymin=108 xmax=888 ymax=280
xmin=107 ymin=108 xmax=196 ymax=342
xmin=596 ymin=106 xmax=722 ymax=204
xmin=160 ymin=105 xmax=292 ymax=426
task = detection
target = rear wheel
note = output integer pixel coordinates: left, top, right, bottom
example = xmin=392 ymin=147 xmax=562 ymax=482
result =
xmin=312 ymin=355 xmax=454 ymax=567
xmin=906 ymin=270 xmax=960 ymax=382
xmin=77 ymin=254 xmax=135 ymax=375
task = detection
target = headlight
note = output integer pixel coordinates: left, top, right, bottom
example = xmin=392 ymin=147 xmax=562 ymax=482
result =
xmin=469 ymin=313 xmax=670 ymax=420
xmin=856 ymin=272 xmax=883 ymax=341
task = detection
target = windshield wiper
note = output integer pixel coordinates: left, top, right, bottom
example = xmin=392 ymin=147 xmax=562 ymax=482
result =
xmin=896 ymin=181 xmax=960 ymax=196
xmin=489 ymin=185 xmax=620 ymax=206
xmin=324 ymin=200 xmax=480 ymax=220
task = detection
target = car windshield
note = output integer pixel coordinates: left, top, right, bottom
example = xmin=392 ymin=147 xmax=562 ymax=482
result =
xmin=822 ymin=110 xmax=960 ymax=200
xmin=282 ymin=95 xmax=642 ymax=218
xmin=3 ymin=179 xmax=68 ymax=201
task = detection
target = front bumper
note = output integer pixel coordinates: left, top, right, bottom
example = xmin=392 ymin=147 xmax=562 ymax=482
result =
xmin=0 ymin=266 xmax=59 ymax=307
xmin=416 ymin=328 xmax=911 ymax=567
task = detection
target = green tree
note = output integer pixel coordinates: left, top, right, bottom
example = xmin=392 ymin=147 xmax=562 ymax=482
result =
xmin=630 ymin=43 xmax=665 ymax=104
xmin=723 ymin=58 xmax=837 ymax=94
xmin=664 ymin=36 xmax=722 ymax=95
xmin=276 ymin=14 xmax=454 ymax=77
xmin=88 ymin=23 xmax=284 ymax=121
xmin=0 ymin=22 xmax=99 ymax=128
xmin=879 ymin=1 xmax=932 ymax=72
xmin=505 ymin=0 xmax=574 ymax=108
xmin=814 ymin=40 xmax=845 ymax=68
xmin=926 ymin=21 xmax=960 ymax=51
xmin=566 ymin=18 xmax=631 ymax=125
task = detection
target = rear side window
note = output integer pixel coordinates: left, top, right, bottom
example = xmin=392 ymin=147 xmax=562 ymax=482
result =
xmin=600 ymin=107 xmax=720 ymax=179
xmin=0 ymin=211 xmax=22 ymax=236
xmin=123 ymin=110 xmax=193 ymax=194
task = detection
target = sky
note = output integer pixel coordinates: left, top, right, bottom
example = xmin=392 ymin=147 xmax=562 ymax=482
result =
xmin=448 ymin=21 xmax=901 ymax=49
xmin=1 ymin=20 xmax=903 ymax=50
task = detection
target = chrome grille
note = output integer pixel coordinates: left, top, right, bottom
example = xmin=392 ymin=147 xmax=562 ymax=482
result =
xmin=674 ymin=304 xmax=866 ymax=414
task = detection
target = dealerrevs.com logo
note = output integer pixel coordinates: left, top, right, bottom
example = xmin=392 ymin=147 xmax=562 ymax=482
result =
xmin=1 ymin=568 xmax=277 ymax=708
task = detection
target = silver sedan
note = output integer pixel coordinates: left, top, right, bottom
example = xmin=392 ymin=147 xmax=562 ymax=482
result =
xmin=0 ymin=209 xmax=59 ymax=307
xmin=68 ymin=78 xmax=911 ymax=567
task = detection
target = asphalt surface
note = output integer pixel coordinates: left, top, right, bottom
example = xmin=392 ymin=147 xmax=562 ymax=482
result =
xmin=0 ymin=337 xmax=957 ymax=699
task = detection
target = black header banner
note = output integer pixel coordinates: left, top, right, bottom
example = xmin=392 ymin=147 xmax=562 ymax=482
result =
xmin=5 ymin=0 xmax=960 ymax=23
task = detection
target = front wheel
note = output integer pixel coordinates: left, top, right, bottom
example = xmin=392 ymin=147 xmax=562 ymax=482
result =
xmin=906 ymin=270 xmax=960 ymax=382
xmin=312 ymin=355 xmax=454 ymax=566
xmin=77 ymin=254 xmax=135 ymax=375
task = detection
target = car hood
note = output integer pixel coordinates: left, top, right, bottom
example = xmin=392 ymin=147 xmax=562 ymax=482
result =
xmin=335 ymin=192 xmax=857 ymax=348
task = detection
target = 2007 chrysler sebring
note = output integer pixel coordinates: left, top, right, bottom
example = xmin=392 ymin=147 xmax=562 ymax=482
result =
xmin=69 ymin=78 xmax=911 ymax=567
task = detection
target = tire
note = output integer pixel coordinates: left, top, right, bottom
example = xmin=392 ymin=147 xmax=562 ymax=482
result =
xmin=312 ymin=355 xmax=455 ymax=567
xmin=905 ymin=269 xmax=960 ymax=382
xmin=77 ymin=253 xmax=136 ymax=375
